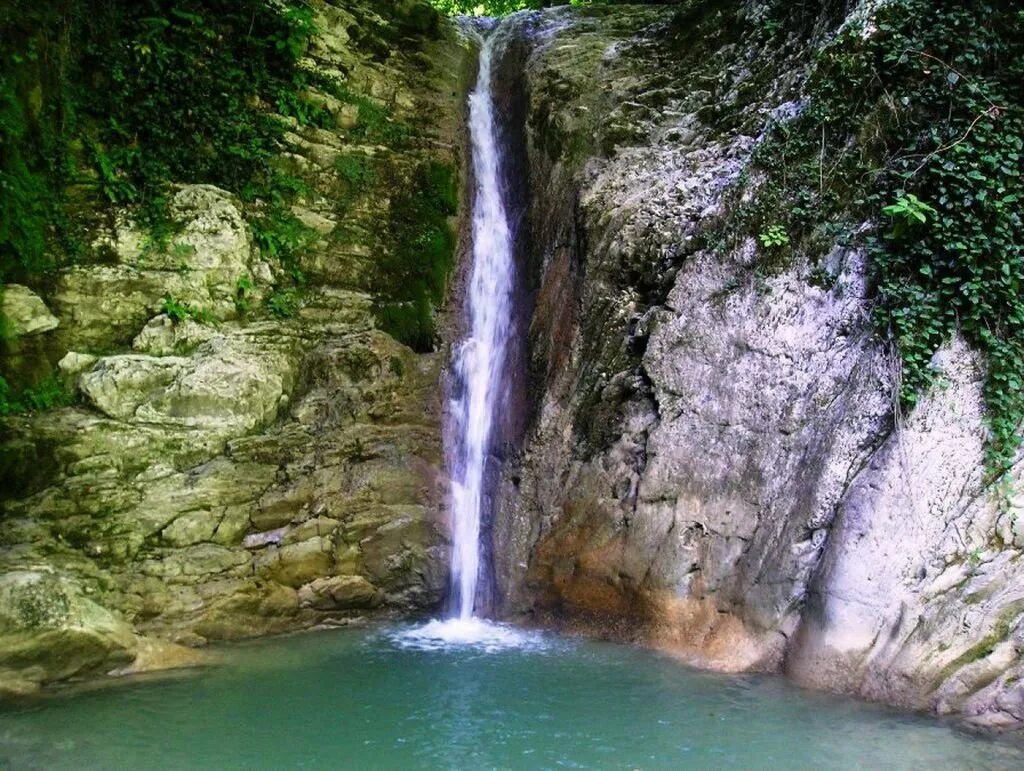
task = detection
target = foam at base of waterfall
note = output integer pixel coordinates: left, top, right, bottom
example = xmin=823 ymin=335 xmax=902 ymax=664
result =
xmin=389 ymin=618 xmax=548 ymax=653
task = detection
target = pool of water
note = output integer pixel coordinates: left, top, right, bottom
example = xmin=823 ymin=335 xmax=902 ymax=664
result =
xmin=1 ymin=621 xmax=1021 ymax=769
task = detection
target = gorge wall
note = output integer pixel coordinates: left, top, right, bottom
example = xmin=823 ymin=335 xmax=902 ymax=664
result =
xmin=0 ymin=0 xmax=475 ymax=695
xmin=488 ymin=2 xmax=1024 ymax=731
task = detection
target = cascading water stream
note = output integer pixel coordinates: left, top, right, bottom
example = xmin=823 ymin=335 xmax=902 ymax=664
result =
xmin=448 ymin=25 xmax=515 ymax=621
xmin=395 ymin=22 xmax=534 ymax=651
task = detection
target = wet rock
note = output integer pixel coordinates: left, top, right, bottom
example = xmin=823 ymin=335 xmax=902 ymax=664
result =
xmin=0 ymin=571 xmax=137 ymax=687
xmin=298 ymin=575 xmax=383 ymax=610
xmin=256 ymin=538 xmax=335 ymax=589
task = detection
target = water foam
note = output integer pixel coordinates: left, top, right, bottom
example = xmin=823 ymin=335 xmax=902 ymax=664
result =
xmin=390 ymin=618 xmax=546 ymax=654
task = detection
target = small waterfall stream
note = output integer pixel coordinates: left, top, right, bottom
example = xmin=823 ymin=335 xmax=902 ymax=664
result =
xmin=448 ymin=26 xmax=515 ymax=621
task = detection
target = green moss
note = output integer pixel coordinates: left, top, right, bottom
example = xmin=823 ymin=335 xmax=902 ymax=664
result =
xmin=935 ymin=601 xmax=1023 ymax=685
xmin=0 ymin=0 xmax=323 ymax=282
xmin=267 ymin=287 xmax=303 ymax=319
xmin=333 ymin=153 xmax=379 ymax=216
xmin=161 ymin=295 xmax=213 ymax=325
xmin=374 ymin=161 xmax=458 ymax=351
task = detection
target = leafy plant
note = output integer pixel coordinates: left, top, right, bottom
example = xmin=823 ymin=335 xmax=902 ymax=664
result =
xmin=734 ymin=0 xmax=1024 ymax=477
xmin=0 ymin=374 xmax=72 ymax=416
xmin=161 ymin=294 xmax=211 ymax=324
xmin=881 ymin=193 xmax=936 ymax=238
xmin=234 ymin=275 xmax=254 ymax=315
xmin=335 ymin=154 xmax=378 ymax=190
xmin=251 ymin=210 xmax=317 ymax=266
xmin=0 ymin=0 xmax=323 ymax=283
xmin=758 ymin=224 xmax=790 ymax=249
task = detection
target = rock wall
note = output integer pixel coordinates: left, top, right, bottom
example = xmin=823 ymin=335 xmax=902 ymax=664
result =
xmin=0 ymin=0 xmax=474 ymax=695
xmin=491 ymin=3 xmax=1024 ymax=730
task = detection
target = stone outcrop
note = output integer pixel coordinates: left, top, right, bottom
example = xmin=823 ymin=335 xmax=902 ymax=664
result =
xmin=1 ymin=286 xmax=59 ymax=338
xmin=0 ymin=0 xmax=473 ymax=693
xmin=488 ymin=3 xmax=1024 ymax=731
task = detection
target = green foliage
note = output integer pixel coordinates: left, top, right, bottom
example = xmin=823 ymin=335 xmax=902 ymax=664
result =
xmin=333 ymin=153 xmax=379 ymax=215
xmin=881 ymin=193 xmax=936 ymax=234
xmin=251 ymin=210 xmax=316 ymax=267
xmin=375 ymin=161 xmax=458 ymax=351
xmin=758 ymin=224 xmax=790 ymax=250
xmin=0 ymin=374 xmax=72 ymax=416
xmin=0 ymin=0 xmax=322 ymax=282
xmin=267 ymin=287 xmax=301 ymax=319
xmin=234 ymin=275 xmax=255 ymax=315
xmin=335 ymin=154 xmax=378 ymax=191
xmin=428 ymin=0 xmax=542 ymax=16
xmin=161 ymin=294 xmax=212 ymax=324
xmin=427 ymin=0 xmax=609 ymax=16
xmin=742 ymin=0 xmax=1024 ymax=476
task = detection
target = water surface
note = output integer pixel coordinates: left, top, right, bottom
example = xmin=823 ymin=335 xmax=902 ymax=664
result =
xmin=0 ymin=623 xmax=1020 ymax=769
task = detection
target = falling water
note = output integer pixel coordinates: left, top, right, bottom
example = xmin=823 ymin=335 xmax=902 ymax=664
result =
xmin=395 ymin=22 xmax=532 ymax=650
xmin=449 ymin=26 xmax=515 ymax=621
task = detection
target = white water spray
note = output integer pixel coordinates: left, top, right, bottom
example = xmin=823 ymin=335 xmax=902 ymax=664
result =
xmin=448 ymin=26 xmax=516 ymax=621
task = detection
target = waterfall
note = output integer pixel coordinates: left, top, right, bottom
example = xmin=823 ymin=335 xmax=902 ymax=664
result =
xmin=448 ymin=27 xmax=515 ymax=621
xmin=395 ymin=22 xmax=534 ymax=651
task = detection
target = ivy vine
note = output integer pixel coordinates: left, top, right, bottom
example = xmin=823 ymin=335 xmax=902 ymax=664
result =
xmin=745 ymin=0 xmax=1024 ymax=477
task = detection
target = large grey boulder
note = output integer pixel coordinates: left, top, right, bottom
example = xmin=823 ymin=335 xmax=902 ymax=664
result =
xmin=78 ymin=332 xmax=297 ymax=438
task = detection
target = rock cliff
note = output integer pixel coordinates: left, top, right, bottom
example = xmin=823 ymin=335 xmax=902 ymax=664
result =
xmin=489 ymin=3 xmax=1024 ymax=731
xmin=0 ymin=0 xmax=474 ymax=695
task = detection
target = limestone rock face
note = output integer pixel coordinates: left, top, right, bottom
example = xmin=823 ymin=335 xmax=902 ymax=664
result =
xmin=0 ymin=571 xmax=136 ymax=694
xmin=1 ymin=285 xmax=59 ymax=337
xmin=489 ymin=4 xmax=1024 ymax=731
xmin=50 ymin=186 xmax=262 ymax=353
xmin=79 ymin=333 xmax=295 ymax=437
xmin=0 ymin=0 xmax=472 ymax=692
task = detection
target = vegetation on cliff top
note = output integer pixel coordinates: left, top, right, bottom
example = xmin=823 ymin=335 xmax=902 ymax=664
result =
xmin=0 ymin=0 xmax=323 ymax=282
xmin=428 ymin=0 xmax=619 ymax=16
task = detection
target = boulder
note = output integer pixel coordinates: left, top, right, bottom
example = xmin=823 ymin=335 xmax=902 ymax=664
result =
xmin=133 ymin=314 xmax=215 ymax=356
xmin=297 ymin=575 xmax=382 ymax=610
xmin=0 ymin=571 xmax=137 ymax=689
xmin=1 ymin=285 xmax=59 ymax=337
xmin=57 ymin=351 xmax=98 ymax=382
xmin=79 ymin=334 xmax=296 ymax=438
